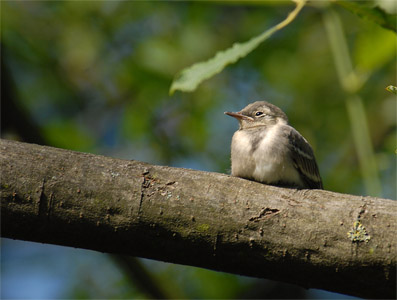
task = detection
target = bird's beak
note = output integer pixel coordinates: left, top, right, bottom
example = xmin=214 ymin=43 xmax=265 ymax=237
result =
xmin=224 ymin=111 xmax=254 ymax=121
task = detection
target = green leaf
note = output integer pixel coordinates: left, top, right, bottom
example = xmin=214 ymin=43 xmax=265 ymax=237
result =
xmin=169 ymin=0 xmax=306 ymax=94
xmin=335 ymin=1 xmax=397 ymax=33
xmin=386 ymin=85 xmax=397 ymax=94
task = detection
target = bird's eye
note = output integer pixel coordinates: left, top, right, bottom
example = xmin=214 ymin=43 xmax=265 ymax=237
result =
xmin=255 ymin=111 xmax=264 ymax=116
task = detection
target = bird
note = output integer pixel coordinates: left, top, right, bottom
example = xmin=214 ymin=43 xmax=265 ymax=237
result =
xmin=225 ymin=101 xmax=323 ymax=189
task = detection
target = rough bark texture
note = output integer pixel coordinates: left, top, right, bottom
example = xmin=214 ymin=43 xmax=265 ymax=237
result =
xmin=1 ymin=139 xmax=396 ymax=299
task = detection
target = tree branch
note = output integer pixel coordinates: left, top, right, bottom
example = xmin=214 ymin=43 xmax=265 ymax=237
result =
xmin=1 ymin=139 xmax=395 ymax=299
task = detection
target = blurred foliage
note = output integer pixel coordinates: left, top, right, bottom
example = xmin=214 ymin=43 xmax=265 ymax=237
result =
xmin=1 ymin=1 xmax=395 ymax=299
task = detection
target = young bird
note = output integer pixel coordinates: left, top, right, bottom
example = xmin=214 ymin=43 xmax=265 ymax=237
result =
xmin=225 ymin=101 xmax=323 ymax=189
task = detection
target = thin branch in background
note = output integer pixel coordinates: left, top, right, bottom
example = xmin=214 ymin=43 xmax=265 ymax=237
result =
xmin=323 ymin=9 xmax=382 ymax=197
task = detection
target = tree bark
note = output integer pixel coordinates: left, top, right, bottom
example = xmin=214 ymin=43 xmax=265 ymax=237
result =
xmin=1 ymin=139 xmax=396 ymax=299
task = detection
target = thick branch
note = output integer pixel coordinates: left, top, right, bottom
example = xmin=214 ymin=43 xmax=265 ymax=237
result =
xmin=1 ymin=139 xmax=396 ymax=299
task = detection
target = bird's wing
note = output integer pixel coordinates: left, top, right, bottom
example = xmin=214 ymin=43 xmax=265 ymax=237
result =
xmin=287 ymin=127 xmax=323 ymax=189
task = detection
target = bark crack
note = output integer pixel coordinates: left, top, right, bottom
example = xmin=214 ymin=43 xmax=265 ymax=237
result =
xmin=37 ymin=179 xmax=46 ymax=217
xmin=249 ymin=207 xmax=280 ymax=222
xmin=139 ymin=169 xmax=151 ymax=218
xmin=357 ymin=197 xmax=368 ymax=220
xmin=47 ymin=192 xmax=54 ymax=220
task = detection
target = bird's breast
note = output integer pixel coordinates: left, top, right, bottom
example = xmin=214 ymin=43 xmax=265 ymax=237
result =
xmin=230 ymin=130 xmax=256 ymax=179
xmin=251 ymin=126 xmax=289 ymax=181
xmin=231 ymin=126 xmax=302 ymax=186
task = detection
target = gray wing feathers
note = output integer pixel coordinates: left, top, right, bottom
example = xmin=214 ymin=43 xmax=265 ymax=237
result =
xmin=287 ymin=128 xmax=323 ymax=189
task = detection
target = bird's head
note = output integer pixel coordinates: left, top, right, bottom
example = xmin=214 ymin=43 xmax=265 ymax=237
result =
xmin=225 ymin=101 xmax=288 ymax=130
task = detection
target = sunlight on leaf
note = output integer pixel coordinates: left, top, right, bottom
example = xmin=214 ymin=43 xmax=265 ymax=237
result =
xmin=385 ymin=85 xmax=397 ymax=94
xmin=169 ymin=0 xmax=306 ymax=94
